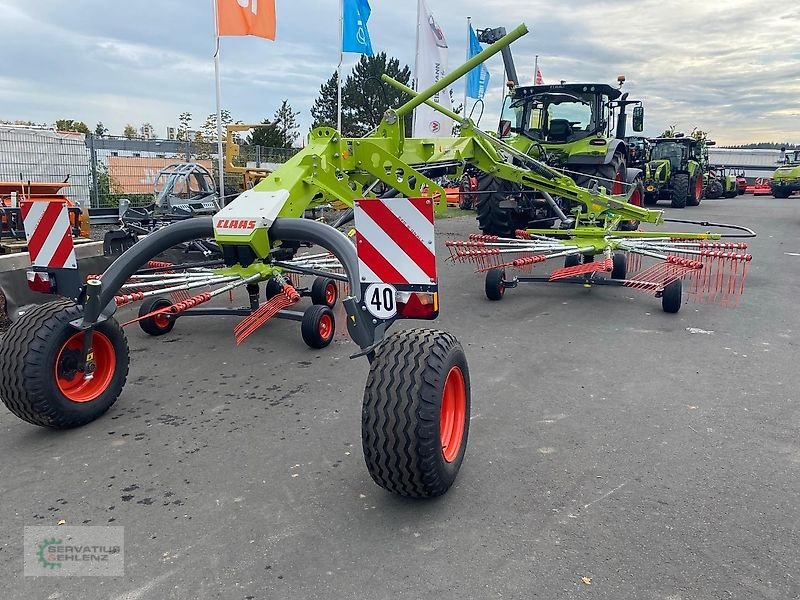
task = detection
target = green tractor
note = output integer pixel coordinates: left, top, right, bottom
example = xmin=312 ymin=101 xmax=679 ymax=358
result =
xmin=772 ymin=148 xmax=800 ymax=198
xmin=704 ymin=166 xmax=739 ymax=199
xmin=469 ymin=27 xmax=645 ymax=236
xmin=643 ymin=136 xmax=709 ymax=208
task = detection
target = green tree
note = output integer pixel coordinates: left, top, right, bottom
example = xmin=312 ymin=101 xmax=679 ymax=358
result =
xmin=201 ymin=109 xmax=234 ymax=142
xmin=94 ymin=122 xmax=108 ymax=136
xmin=176 ymin=112 xmax=192 ymax=140
xmin=55 ymin=119 xmax=90 ymax=134
xmin=311 ymin=53 xmax=413 ymax=137
xmin=123 ymin=124 xmax=137 ymax=139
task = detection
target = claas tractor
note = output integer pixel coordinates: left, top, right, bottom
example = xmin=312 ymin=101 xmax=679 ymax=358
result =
xmin=643 ymin=136 xmax=708 ymax=208
xmin=771 ymin=148 xmax=800 ymax=198
xmin=470 ymin=27 xmax=645 ymax=237
xmin=704 ymin=166 xmax=739 ymax=199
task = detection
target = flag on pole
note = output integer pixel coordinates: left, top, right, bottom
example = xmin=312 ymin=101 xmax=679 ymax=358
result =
xmin=217 ymin=0 xmax=276 ymax=40
xmin=535 ymin=65 xmax=544 ymax=85
xmin=343 ymin=0 xmax=374 ymax=55
xmin=466 ymin=24 xmax=490 ymax=99
xmin=413 ymin=0 xmax=453 ymax=137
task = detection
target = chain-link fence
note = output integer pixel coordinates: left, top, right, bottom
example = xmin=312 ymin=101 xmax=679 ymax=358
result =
xmin=0 ymin=126 xmax=300 ymax=210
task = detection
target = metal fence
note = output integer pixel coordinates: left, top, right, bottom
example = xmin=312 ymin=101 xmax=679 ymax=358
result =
xmin=0 ymin=126 xmax=300 ymax=209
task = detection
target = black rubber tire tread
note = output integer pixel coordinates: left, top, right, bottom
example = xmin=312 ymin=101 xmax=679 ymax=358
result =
xmin=310 ymin=277 xmax=337 ymax=308
xmin=686 ymin=174 xmax=702 ymax=207
xmin=772 ymin=187 xmax=791 ymax=199
xmin=569 ymin=153 xmax=625 ymax=193
xmin=662 ymin=279 xmax=682 ymax=313
xmin=138 ymin=297 xmax=175 ymax=336
xmin=300 ymin=304 xmax=335 ymax=349
xmin=611 ymin=253 xmax=627 ymax=280
xmin=704 ymin=179 xmax=723 ymax=200
xmin=671 ymin=174 xmax=689 ymax=208
xmin=723 ymin=190 xmax=738 ymax=199
xmin=484 ymin=268 xmax=505 ymax=301
xmin=618 ymin=174 xmax=644 ymax=231
xmin=475 ymin=175 xmax=528 ymax=237
xmin=361 ymin=328 xmax=470 ymax=498
xmin=0 ymin=300 xmax=130 ymax=428
xmin=264 ymin=278 xmax=283 ymax=300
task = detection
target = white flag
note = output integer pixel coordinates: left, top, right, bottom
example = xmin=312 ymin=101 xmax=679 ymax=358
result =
xmin=413 ymin=0 xmax=453 ymax=138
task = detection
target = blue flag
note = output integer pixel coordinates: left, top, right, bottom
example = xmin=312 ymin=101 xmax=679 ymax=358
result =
xmin=343 ymin=0 xmax=374 ymax=55
xmin=466 ymin=24 xmax=490 ymax=99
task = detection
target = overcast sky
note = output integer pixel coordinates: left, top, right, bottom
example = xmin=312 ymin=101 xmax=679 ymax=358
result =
xmin=1 ymin=0 xmax=798 ymax=145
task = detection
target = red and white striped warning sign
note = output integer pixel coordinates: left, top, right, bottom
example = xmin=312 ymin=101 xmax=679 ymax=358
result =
xmin=354 ymin=197 xmax=436 ymax=286
xmin=20 ymin=201 xmax=77 ymax=269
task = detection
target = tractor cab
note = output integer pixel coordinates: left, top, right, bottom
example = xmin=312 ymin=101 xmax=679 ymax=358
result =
xmin=500 ymin=83 xmax=631 ymax=143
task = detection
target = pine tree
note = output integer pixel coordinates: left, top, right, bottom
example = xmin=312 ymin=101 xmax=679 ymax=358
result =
xmin=311 ymin=53 xmax=413 ymax=137
xmin=249 ymin=100 xmax=301 ymax=148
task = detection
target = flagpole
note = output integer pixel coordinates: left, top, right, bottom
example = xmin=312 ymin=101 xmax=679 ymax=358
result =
xmin=337 ymin=0 xmax=343 ymax=133
xmin=212 ymin=0 xmax=225 ymax=204
xmin=462 ymin=16 xmax=470 ymax=120
xmin=412 ymin=0 xmax=421 ymax=135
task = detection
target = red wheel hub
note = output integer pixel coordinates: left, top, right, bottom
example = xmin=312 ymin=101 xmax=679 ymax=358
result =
xmin=613 ymin=172 xmax=624 ymax=195
xmin=154 ymin=313 xmax=171 ymax=329
xmin=55 ymin=331 xmax=116 ymax=403
xmin=695 ymin=177 xmax=703 ymax=198
xmin=318 ymin=314 xmax=333 ymax=340
xmin=440 ymin=366 xmax=466 ymax=463
xmin=325 ymin=282 xmax=337 ymax=305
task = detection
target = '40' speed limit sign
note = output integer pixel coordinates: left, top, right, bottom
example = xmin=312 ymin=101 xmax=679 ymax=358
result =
xmin=363 ymin=283 xmax=397 ymax=319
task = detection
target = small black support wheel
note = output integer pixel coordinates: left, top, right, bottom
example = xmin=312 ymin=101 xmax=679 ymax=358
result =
xmin=661 ymin=279 xmax=683 ymax=313
xmin=301 ymin=304 xmax=335 ymax=349
xmin=138 ymin=297 xmax=175 ymax=336
xmin=265 ymin=277 xmax=284 ymax=300
xmin=671 ymin=173 xmax=689 ymax=208
xmin=485 ymin=268 xmax=506 ymax=301
xmin=611 ymin=253 xmax=627 ymax=280
xmin=311 ymin=276 xmax=338 ymax=308
xmin=362 ymin=328 xmax=471 ymax=498
xmin=564 ymin=255 xmax=581 ymax=269
xmin=0 ymin=299 xmax=130 ymax=428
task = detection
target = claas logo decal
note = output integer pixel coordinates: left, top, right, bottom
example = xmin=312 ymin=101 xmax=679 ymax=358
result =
xmin=216 ymin=219 xmax=257 ymax=230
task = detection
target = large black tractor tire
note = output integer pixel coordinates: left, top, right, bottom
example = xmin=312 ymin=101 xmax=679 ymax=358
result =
xmin=670 ymin=174 xmax=689 ymax=208
xmin=686 ymin=174 xmax=703 ymax=207
xmin=362 ymin=328 xmax=470 ymax=498
xmin=618 ymin=174 xmax=644 ymax=231
xmin=772 ymin=186 xmax=792 ymax=199
xmin=570 ymin=153 xmax=626 ymax=195
xmin=475 ymin=176 xmax=529 ymax=238
xmin=704 ymin=179 xmax=723 ymax=200
xmin=0 ymin=300 xmax=130 ymax=428
xmin=723 ymin=190 xmax=738 ymax=199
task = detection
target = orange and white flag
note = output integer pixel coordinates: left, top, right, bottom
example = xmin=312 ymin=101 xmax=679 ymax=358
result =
xmin=217 ymin=0 xmax=276 ymax=40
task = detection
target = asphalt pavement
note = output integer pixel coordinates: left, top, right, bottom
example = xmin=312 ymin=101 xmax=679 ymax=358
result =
xmin=1 ymin=195 xmax=799 ymax=599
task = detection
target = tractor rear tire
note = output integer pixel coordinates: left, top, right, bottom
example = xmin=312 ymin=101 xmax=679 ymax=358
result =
xmin=670 ymin=174 xmax=689 ymax=208
xmin=687 ymin=174 xmax=703 ymax=207
xmin=485 ymin=268 xmax=506 ymax=301
xmin=661 ymin=279 xmax=682 ymax=313
xmin=570 ymin=153 xmax=626 ymax=195
xmin=475 ymin=175 xmax=528 ymax=238
xmin=301 ymin=305 xmax=335 ymax=349
xmin=138 ymin=297 xmax=176 ymax=336
xmin=311 ymin=277 xmax=338 ymax=308
xmin=0 ymin=300 xmax=130 ymax=428
xmin=618 ymin=175 xmax=644 ymax=231
xmin=361 ymin=328 xmax=470 ymax=498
